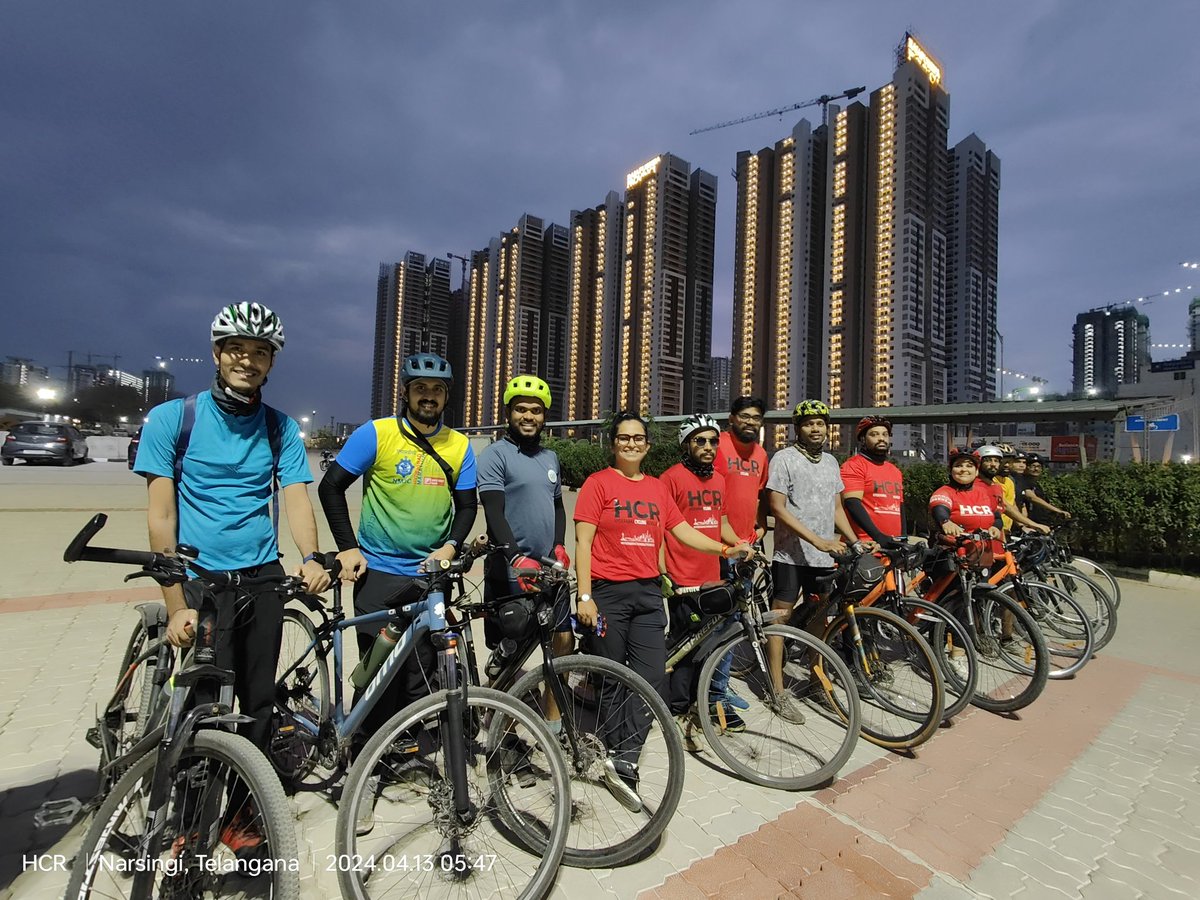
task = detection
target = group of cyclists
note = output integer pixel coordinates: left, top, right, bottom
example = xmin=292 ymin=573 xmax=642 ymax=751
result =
xmin=131 ymin=299 xmax=1076 ymax=856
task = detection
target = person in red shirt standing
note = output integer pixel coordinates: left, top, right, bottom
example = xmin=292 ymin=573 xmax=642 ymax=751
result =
xmin=659 ymin=414 xmax=744 ymax=747
xmin=928 ymin=448 xmax=1003 ymax=541
xmin=714 ymin=397 xmax=769 ymax=546
xmin=841 ymin=416 xmax=906 ymax=546
xmin=575 ymin=412 xmax=752 ymax=803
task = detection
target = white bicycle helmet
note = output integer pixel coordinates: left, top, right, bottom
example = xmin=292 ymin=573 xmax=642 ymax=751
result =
xmin=977 ymin=444 xmax=1004 ymax=459
xmin=210 ymin=302 xmax=286 ymax=352
xmin=678 ymin=414 xmax=721 ymax=446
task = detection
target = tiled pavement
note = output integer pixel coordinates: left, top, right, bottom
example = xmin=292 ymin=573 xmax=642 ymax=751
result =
xmin=3 ymin=464 xmax=1199 ymax=898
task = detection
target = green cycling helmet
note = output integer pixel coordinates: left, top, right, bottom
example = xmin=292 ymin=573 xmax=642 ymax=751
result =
xmin=503 ymin=374 xmax=552 ymax=409
xmin=793 ymin=399 xmax=831 ymax=422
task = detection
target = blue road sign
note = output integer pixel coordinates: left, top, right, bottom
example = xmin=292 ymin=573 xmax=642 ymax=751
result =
xmin=1125 ymin=414 xmax=1180 ymax=432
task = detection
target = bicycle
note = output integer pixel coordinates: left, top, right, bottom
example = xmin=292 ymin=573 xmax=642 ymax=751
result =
xmin=851 ymin=542 xmax=980 ymax=723
xmin=1046 ymin=526 xmax=1122 ymax=610
xmin=800 ymin=547 xmax=946 ymax=751
xmin=911 ymin=533 xmax=1051 ymax=713
xmin=1020 ymin=529 xmax=1119 ymax=652
xmin=62 ymin=513 xmax=301 ymax=900
xmin=269 ymin=542 xmax=571 ymax=899
xmin=446 ymin=544 xmax=684 ymax=868
xmin=319 ymin=449 xmax=334 ymax=472
xmin=664 ymin=556 xmax=863 ymax=790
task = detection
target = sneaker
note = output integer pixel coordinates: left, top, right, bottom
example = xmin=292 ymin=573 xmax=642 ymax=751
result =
xmin=674 ymin=713 xmax=706 ymax=753
xmin=219 ymin=808 xmax=264 ymax=854
xmin=355 ymin=775 xmax=380 ymax=836
xmin=766 ymin=693 xmax=807 ymax=725
xmin=710 ymin=687 xmax=750 ymax=710
xmin=602 ymin=757 xmax=642 ymax=813
xmin=947 ymin=652 xmax=970 ymax=684
xmin=708 ymin=701 xmax=746 ymax=733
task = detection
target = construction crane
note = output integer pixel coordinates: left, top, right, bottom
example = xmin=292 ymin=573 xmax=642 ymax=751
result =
xmin=690 ymin=85 xmax=867 ymax=136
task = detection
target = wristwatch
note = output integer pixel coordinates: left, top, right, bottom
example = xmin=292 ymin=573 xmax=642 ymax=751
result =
xmin=578 ymin=593 xmax=592 ymax=603
xmin=444 ymin=539 xmax=459 ymax=549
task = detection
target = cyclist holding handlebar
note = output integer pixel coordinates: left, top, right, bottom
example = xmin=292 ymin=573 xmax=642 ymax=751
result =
xmin=134 ymin=301 xmax=330 ymax=758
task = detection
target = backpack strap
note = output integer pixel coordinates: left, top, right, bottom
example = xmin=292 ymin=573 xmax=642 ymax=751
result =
xmin=397 ymin=415 xmax=457 ymax=492
xmin=173 ymin=394 xmax=197 ymax=484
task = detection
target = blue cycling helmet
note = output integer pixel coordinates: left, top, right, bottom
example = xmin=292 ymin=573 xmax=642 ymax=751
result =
xmin=401 ymin=353 xmax=453 ymax=387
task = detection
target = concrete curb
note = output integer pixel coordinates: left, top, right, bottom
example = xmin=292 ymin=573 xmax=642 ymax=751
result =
xmin=1109 ymin=564 xmax=1200 ymax=590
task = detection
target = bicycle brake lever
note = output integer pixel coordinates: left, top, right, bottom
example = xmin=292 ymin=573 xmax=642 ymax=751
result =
xmin=123 ymin=569 xmax=185 ymax=586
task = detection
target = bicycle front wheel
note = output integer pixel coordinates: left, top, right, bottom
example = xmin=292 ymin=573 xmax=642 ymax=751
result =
xmin=336 ymin=686 xmax=570 ymax=900
xmin=271 ymin=608 xmax=334 ymax=791
xmin=884 ymin=596 xmax=978 ymax=722
xmin=505 ymin=652 xmax=684 ymax=868
xmin=696 ymin=624 xmax=861 ymax=790
xmin=67 ymin=729 xmax=300 ymax=899
xmin=950 ymin=587 xmax=1050 ymax=713
xmin=110 ymin=621 xmax=167 ymax=759
xmin=822 ymin=607 xmax=945 ymax=750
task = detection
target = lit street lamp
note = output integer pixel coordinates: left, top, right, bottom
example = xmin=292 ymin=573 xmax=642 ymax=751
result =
xmin=36 ymin=387 xmax=57 ymax=418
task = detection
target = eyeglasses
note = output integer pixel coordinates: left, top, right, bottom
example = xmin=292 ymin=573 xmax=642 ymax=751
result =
xmin=614 ymin=434 xmax=648 ymax=446
xmin=734 ymin=413 xmax=763 ymax=424
xmin=690 ymin=436 xmax=719 ymax=447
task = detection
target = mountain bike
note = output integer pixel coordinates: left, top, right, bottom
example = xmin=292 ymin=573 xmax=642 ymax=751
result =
xmin=442 ymin=545 xmax=685 ymax=868
xmin=62 ymin=513 xmax=300 ymax=900
xmin=269 ymin=543 xmax=571 ymax=899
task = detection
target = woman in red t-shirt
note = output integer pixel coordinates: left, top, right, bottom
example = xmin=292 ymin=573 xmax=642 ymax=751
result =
xmin=928 ymin=448 xmax=1003 ymax=543
xmin=574 ymin=412 xmax=752 ymax=798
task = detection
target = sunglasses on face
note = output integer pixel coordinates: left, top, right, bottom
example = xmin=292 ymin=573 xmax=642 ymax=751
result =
xmin=690 ymin=436 xmax=719 ymax=447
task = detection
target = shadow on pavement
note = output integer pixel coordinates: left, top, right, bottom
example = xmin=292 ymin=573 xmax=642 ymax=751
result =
xmin=0 ymin=767 xmax=97 ymax=892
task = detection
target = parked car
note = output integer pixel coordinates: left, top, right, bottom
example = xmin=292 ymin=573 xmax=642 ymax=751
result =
xmin=127 ymin=427 xmax=143 ymax=470
xmin=2 ymin=422 xmax=89 ymax=466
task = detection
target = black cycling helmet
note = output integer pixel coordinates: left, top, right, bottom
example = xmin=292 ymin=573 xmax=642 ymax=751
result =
xmin=401 ymin=353 xmax=453 ymax=387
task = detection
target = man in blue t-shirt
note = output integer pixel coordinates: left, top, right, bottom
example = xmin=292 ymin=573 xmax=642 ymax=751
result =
xmin=135 ymin=302 xmax=330 ymax=757
xmin=476 ymin=375 xmax=570 ymax=682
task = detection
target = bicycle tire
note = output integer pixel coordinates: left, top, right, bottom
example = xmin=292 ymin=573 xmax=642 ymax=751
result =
xmin=948 ymin=587 xmax=1049 ymax=713
xmin=885 ymin=596 xmax=978 ymax=722
xmin=336 ymin=686 xmax=569 ymax=900
xmin=998 ymin=580 xmax=1094 ymax=679
xmin=821 ymin=606 xmax=945 ymax=750
xmin=271 ymin=608 xmax=334 ymax=791
xmin=505 ymin=653 xmax=685 ymax=868
xmin=67 ymin=729 xmax=301 ymax=900
xmin=114 ymin=622 xmax=158 ymax=753
xmin=1069 ymin=555 xmax=1121 ymax=609
xmin=1039 ymin=567 xmax=1118 ymax=652
xmin=696 ymin=624 xmax=862 ymax=790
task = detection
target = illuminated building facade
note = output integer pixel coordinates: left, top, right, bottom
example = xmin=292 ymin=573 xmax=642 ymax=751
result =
xmin=539 ymin=223 xmax=570 ymax=421
xmin=946 ymin=134 xmax=1001 ymax=403
xmin=371 ymin=253 xmax=431 ymax=419
xmin=733 ymin=120 xmax=828 ymax=447
xmin=619 ymin=153 xmax=716 ymax=416
xmin=1072 ymin=308 xmax=1150 ymax=396
xmin=565 ymin=192 xmax=624 ymax=420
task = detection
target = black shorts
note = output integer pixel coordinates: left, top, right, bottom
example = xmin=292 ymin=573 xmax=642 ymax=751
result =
xmin=771 ymin=561 xmax=836 ymax=605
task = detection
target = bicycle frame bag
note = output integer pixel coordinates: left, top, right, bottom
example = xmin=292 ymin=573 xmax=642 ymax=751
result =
xmin=496 ymin=596 xmax=537 ymax=640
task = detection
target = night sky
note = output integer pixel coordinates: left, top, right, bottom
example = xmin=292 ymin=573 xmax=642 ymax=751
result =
xmin=4 ymin=1 xmax=1198 ymax=424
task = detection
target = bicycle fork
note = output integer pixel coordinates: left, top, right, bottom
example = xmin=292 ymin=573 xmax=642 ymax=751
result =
xmin=434 ymin=633 xmax=477 ymax=828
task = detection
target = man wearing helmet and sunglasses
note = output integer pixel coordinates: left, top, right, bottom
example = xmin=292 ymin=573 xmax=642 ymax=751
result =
xmin=976 ymin=445 xmax=1050 ymax=536
xmin=135 ymin=302 xmax=331 ymax=760
xmin=841 ymin=416 xmax=907 ymax=547
xmin=477 ymin=375 xmax=571 ymax=683
xmin=318 ymin=352 xmax=478 ymax=753
xmin=659 ymin=414 xmax=746 ymax=747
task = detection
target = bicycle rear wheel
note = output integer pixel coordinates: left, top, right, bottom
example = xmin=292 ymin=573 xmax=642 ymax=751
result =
xmin=822 ymin=607 xmax=945 ymax=750
xmin=696 ymin=624 xmax=861 ymax=790
xmin=67 ymin=729 xmax=300 ymax=899
xmin=883 ymin=596 xmax=978 ymax=721
xmin=948 ymin=587 xmax=1049 ymax=713
xmin=336 ymin=687 xmax=569 ymax=900
xmin=271 ymin=608 xmax=335 ymax=791
xmin=1039 ymin=567 xmax=1118 ymax=651
xmin=505 ymin=653 xmax=685 ymax=868
xmin=999 ymin=580 xmax=1094 ymax=679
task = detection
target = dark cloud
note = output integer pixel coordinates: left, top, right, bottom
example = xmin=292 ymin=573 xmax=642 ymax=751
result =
xmin=3 ymin=1 xmax=1198 ymax=420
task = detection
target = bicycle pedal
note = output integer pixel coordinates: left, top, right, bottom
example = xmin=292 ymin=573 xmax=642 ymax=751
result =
xmin=85 ymin=726 xmax=103 ymax=749
xmin=34 ymin=797 xmax=83 ymax=829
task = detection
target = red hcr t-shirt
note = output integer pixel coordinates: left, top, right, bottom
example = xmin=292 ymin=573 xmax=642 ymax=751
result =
xmin=714 ymin=432 xmax=768 ymax=542
xmin=574 ymin=468 xmax=685 ymax=582
xmin=659 ymin=463 xmax=726 ymax=587
xmin=840 ymin=454 xmax=905 ymax=540
xmin=929 ymin=481 xmax=1001 ymax=546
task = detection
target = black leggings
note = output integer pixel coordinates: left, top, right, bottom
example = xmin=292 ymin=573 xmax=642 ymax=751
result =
xmin=585 ymin=578 xmax=666 ymax=765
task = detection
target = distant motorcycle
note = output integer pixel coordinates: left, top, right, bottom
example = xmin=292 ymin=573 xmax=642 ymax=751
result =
xmin=319 ymin=449 xmax=334 ymax=472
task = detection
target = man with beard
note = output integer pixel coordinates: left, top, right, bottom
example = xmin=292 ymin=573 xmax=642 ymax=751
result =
xmin=659 ymin=414 xmax=744 ymax=747
xmin=318 ymin=353 xmax=478 ymax=758
xmin=136 ymin=302 xmax=331 ymax=768
xmin=1023 ymin=453 xmax=1072 ymax=525
xmin=477 ymin=375 xmax=571 ymax=684
xmin=765 ymin=400 xmax=861 ymax=723
xmin=976 ymin=445 xmax=1050 ymax=536
xmin=714 ymin=396 xmax=769 ymax=547
xmin=840 ymin=416 xmax=906 ymax=546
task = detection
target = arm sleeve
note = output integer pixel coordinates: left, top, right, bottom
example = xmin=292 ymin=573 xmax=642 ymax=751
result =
xmin=843 ymin=496 xmax=891 ymax=544
xmin=479 ymin=490 xmax=518 ymax=551
xmin=448 ymin=487 xmax=478 ymax=546
xmin=931 ymin=504 xmax=952 ymax=525
xmin=317 ymin=461 xmax=360 ymax=552
xmin=553 ymin=494 xmax=566 ymax=546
